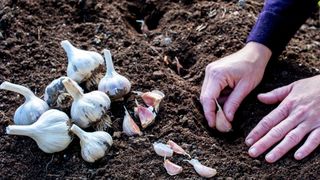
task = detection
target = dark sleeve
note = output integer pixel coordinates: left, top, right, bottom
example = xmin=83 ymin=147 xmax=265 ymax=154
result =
xmin=246 ymin=0 xmax=318 ymax=57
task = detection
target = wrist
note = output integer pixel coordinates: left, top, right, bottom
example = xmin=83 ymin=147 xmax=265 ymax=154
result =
xmin=242 ymin=42 xmax=272 ymax=67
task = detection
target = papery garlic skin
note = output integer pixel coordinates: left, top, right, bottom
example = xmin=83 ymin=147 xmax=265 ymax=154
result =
xmin=98 ymin=49 xmax=131 ymax=100
xmin=62 ymin=78 xmax=111 ymax=130
xmin=123 ymin=106 xmax=142 ymax=136
xmin=167 ymin=140 xmax=191 ymax=158
xmin=215 ymin=99 xmax=232 ymax=133
xmin=187 ymin=159 xmax=217 ymax=178
xmin=6 ymin=109 xmax=72 ymax=153
xmin=61 ymin=40 xmax=105 ymax=90
xmin=134 ymin=100 xmax=156 ymax=129
xmin=153 ymin=142 xmax=173 ymax=157
xmin=0 ymin=81 xmax=49 ymax=125
xmin=164 ymin=159 xmax=183 ymax=176
xmin=70 ymin=124 xmax=113 ymax=163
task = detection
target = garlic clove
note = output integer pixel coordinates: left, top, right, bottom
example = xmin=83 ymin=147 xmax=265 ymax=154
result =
xmin=153 ymin=142 xmax=173 ymax=157
xmin=6 ymin=109 xmax=72 ymax=153
xmin=0 ymin=81 xmax=49 ymax=125
xmin=62 ymin=78 xmax=112 ymax=130
xmin=164 ymin=159 xmax=183 ymax=176
xmin=122 ymin=106 xmax=142 ymax=136
xmin=187 ymin=159 xmax=217 ymax=178
xmin=133 ymin=90 xmax=165 ymax=112
xmin=215 ymin=99 xmax=232 ymax=133
xmin=98 ymin=49 xmax=131 ymax=101
xmin=134 ymin=99 xmax=156 ymax=129
xmin=61 ymin=40 xmax=105 ymax=90
xmin=70 ymin=124 xmax=113 ymax=163
xmin=167 ymin=140 xmax=191 ymax=158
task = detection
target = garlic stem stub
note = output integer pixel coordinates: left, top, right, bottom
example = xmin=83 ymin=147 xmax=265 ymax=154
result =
xmin=186 ymin=159 xmax=217 ymax=178
xmin=61 ymin=40 xmax=105 ymax=90
xmin=62 ymin=78 xmax=112 ymax=130
xmin=134 ymin=99 xmax=156 ymax=129
xmin=215 ymin=99 xmax=232 ymax=133
xmin=6 ymin=109 xmax=72 ymax=153
xmin=153 ymin=142 xmax=173 ymax=157
xmin=167 ymin=140 xmax=191 ymax=158
xmin=98 ymin=49 xmax=131 ymax=101
xmin=0 ymin=81 xmax=49 ymax=125
xmin=122 ymin=106 xmax=142 ymax=136
xmin=164 ymin=159 xmax=183 ymax=176
xmin=70 ymin=124 xmax=113 ymax=163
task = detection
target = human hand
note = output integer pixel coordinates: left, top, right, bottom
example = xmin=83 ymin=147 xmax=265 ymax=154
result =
xmin=246 ymin=75 xmax=320 ymax=163
xmin=200 ymin=42 xmax=271 ymax=129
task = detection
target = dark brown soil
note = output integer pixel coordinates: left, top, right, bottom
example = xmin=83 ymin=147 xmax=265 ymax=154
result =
xmin=0 ymin=0 xmax=319 ymax=179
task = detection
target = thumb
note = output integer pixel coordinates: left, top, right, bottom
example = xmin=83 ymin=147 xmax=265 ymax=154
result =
xmin=224 ymin=81 xmax=252 ymax=121
xmin=258 ymin=84 xmax=293 ymax=104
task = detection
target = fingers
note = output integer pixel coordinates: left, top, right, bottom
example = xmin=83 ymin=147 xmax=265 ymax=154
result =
xmin=295 ymin=128 xmax=320 ymax=160
xmin=223 ymin=80 xmax=252 ymax=121
xmin=248 ymin=108 xmax=305 ymax=158
xmin=258 ymin=84 xmax=293 ymax=105
xmin=245 ymin=103 xmax=290 ymax=146
xmin=265 ymin=123 xmax=310 ymax=163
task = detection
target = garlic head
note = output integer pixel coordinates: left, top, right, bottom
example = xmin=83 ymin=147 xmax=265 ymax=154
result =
xmin=187 ymin=159 xmax=217 ymax=178
xmin=122 ymin=106 xmax=142 ymax=136
xmin=6 ymin=109 xmax=72 ymax=153
xmin=164 ymin=159 xmax=183 ymax=176
xmin=0 ymin=81 xmax=49 ymax=125
xmin=70 ymin=124 xmax=113 ymax=163
xmin=98 ymin=49 xmax=131 ymax=100
xmin=153 ymin=142 xmax=173 ymax=157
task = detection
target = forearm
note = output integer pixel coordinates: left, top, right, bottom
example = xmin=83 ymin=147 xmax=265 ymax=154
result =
xmin=247 ymin=0 xmax=318 ymax=57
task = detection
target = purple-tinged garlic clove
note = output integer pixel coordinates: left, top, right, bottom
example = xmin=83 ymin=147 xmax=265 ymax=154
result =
xmin=164 ymin=159 xmax=183 ymax=176
xmin=215 ymin=99 xmax=232 ymax=133
xmin=167 ymin=140 xmax=191 ymax=158
xmin=187 ymin=159 xmax=217 ymax=178
xmin=122 ymin=106 xmax=142 ymax=136
xmin=134 ymin=99 xmax=156 ymax=128
xmin=133 ymin=90 xmax=165 ymax=112
xmin=153 ymin=142 xmax=173 ymax=157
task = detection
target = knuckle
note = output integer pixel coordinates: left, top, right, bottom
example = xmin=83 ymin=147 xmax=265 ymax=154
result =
xmin=286 ymin=132 xmax=300 ymax=144
xmin=277 ymin=107 xmax=288 ymax=119
xmin=269 ymin=127 xmax=285 ymax=139
xmin=259 ymin=120 xmax=272 ymax=131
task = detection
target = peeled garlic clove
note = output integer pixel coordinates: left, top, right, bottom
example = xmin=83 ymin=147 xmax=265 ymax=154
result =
xmin=215 ymin=99 xmax=232 ymax=133
xmin=98 ymin=49 xmax=131 ymax=101
xmin=153 ymin=142 xmax=173 ymax=157
xmin=6 ymin=109 xmax=72 ymax=153
xmin=70 ymin=124 xmax=113 ymax=163
xmin=164 ymin=159 xmax=183 ymax=176
xmin=134 ymin=99 xmax=156 ymax=128
xmin=187 ymin=159 xmax=217 ymax=178
xmin=62 ymin=78 xmax=112 ymax=130
xmin=123 ymin=106 xmax=142 ymax=136
xmin=134 ymin=90 xmax=165 ymax=112
xmin=61 ymin=40 xmax=105 ymax=90
xmin=167 ymin=140 xmax=191 ymax=158
xmin=0 ymin=81 xmax=49 ymax=125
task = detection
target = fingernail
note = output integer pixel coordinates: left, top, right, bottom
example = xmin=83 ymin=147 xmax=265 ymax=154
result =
xmin=245 ymin=138 xmax=254 ymax=146
xmin=248 ymin=147 xmax=257 ymax=157
xmin=266 ymin=153 xmax=276 ymax=162
xmin=295 ymin=152 xmax=303 ymax=160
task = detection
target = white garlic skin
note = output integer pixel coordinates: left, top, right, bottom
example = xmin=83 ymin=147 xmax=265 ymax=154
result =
xmin=122 ymin=106 xmax=142 ymax=136
xmin=70 ymin=124 xmax=113 ymax=163
xmin=44 ymin=76 xmax=71 ymax=107
xmin=62 ymin=78 xmax=111 ymax=129
xmin=0 ymin=81 xmax=49 ymax=125
xmin=153 ymin=142 xmax=173 ymax=157
xmin=164 ymin=159 xmax=183 ymax=176
xmin=61 ymin=40 xmax=104 ymax=84
xmin=187 ymin=159 xmax=217 ymax=178
xmin=6 ymin=109 xmax=72 ymax=153
xmin=98 ymin=49 xmax=131 ymax=100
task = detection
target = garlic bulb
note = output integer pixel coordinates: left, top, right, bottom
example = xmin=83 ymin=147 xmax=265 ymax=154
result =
xmin=62 ymin=78 xmax=112 ymax=130
xmin=6 ymin=109 xmax=72 ymax=153
xmin=70 ymin=124 xmax=113 ymax=163
xmin=133 ymin=90 xmax=165 ymax=112
xmin=153 ymin=142 xmax=173 ymax=157
xmin=123 ymin=106 xmax=142 ymax=136
xmin=164 ymin=159 xmax=183 ymax=176
xmin=167 ymin=140 xmax=191 ymax=158
xmin=215 ymin=99 xmax=232 ymax=132
xmin=134 ymin=99 xmax=156 ymax=129
xmin=98 ymin=49 xmax=131 ymax=100
xmin=44 ymin=76 xmax=75 ymax=109
xmin=0 ymin=81 xmax=49 ymax=125
xmin=61 ymin=40 xmax=105 ymax=90
xmin=187 ymin=159 xmax=217 ymax=178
